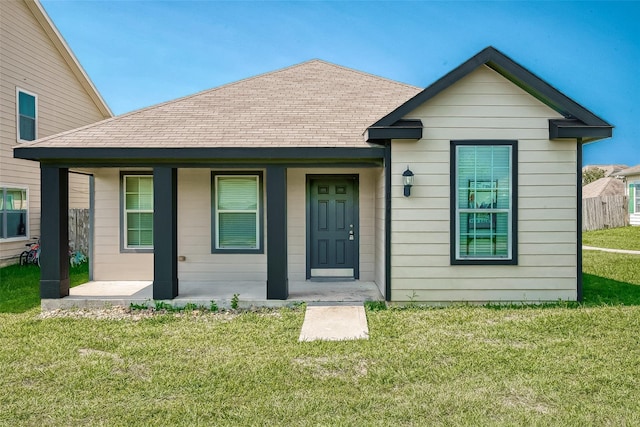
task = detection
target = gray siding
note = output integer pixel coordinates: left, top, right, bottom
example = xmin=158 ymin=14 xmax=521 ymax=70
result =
xmin=390 ymin=66 xmax=577 ymax=303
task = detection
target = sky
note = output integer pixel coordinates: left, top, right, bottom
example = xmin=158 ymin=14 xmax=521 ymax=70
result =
xmin=41 ymin=0 xmax=639 ymax=167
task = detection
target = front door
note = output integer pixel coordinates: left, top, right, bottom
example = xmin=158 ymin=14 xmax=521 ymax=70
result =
xmin=308 ymin=175 xmax=358 ymax=279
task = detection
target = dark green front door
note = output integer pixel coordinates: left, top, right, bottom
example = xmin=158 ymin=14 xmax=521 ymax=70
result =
xmin=308 ymin=176 xmax=358 ymax=279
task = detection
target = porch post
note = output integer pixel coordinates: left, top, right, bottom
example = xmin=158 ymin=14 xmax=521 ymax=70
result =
xmin=152 ymin=167 xmax=178 ymax=299
xmin=40 ymin=166 xmax=69 ymax=298
xmin=266 ymin=166 xmax=288 ymax=299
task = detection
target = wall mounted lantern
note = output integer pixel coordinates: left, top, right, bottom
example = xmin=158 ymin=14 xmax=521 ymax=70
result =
xmin=402 ymin=166 xmax=414 ymax=197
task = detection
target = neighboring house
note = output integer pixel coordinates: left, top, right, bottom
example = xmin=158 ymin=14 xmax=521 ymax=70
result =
xmin=0 ymin=0 xmax=111 ymax=266
xmin=582 ymin=177 xmax=625 ymax=199
xmin=582 ymin=164 xmax=628 ymax=179
xmin=618 ymin=165 xmax=640 ymax=226
xmin=14 ymin=47 xmax=613 ymax=303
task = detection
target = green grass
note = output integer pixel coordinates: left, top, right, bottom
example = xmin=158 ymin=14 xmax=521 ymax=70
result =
xmin=0 ymin=262 xmax=88 ymax=313
xmin=1 ymin=304 xmax=639 ymax=425
xmin=583 ymin=251 xmax=640 ymax=305
xmin=0 ymin=233 xmax=639 ymax=425
xmin=583 ymin=226 xmax=640 ymax=251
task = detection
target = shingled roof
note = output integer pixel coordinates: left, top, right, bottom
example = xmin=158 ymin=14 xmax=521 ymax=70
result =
xmin=18 ymin=60 xmax=421 ymax=149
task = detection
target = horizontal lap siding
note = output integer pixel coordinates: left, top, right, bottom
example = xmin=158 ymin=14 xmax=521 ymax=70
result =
xmin=178 ymin=169 xmax=267 ymax=282
xmin=0 ymin=1 xmax=105 ymax=264
xmin=287 ymin=168 xmax=379 ymax=282
xmin=390 ymin=66 xmax=577 ymax=302
xmin=92 ymin=169 xmax=153 ymax=280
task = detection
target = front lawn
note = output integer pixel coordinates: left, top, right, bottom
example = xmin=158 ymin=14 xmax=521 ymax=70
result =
xmin=0 ymin=238 xmax=638 ymax=425
xmin=0 ymin=303 xmax=639 ymax=425
xmin=583 ymin=225 xmax=640 ymax=251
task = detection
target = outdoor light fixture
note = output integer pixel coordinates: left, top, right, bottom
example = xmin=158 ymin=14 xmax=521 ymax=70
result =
xmin=402 ymin=166 xmax=414 ymax=197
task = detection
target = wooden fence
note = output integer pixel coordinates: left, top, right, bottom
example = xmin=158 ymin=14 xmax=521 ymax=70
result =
xmin=582 ymin=195 xmax=629 ymax=231
xmin=69 ymin=209 xmax=90 ymax=256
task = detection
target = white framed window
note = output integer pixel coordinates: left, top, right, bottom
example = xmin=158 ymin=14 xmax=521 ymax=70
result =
xmin=212 ymin=172 xmax=263 ymax=253
xmin=451 ymin=141 xmax=517 ymax=265
xmin=123 ymin=174 xmax=153 ymax=250
xmin=0 ymin=187 xmax=28 ymax=240
xmin=630 ymin=181 xmax=640 ymax=214
xmin=16 ymin=88 xmax=37 ymax=142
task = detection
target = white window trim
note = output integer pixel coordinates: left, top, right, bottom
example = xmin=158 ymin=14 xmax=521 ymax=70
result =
xmin=0 ymin=185 xmax=29 ymax=242
xmin=454 ymin=144 xmax=514 ymax=262
xmin=633 ymin=181 xmax=640 ymax=214
xmin=214 ymin=174 xmax=260 ymax=250
xmin=16 ymin=87 xmax=38 ymax=142
xmin=123 ymin=174 xmax=154 ymax=250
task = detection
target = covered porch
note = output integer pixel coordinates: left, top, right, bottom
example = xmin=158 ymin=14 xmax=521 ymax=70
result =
xmin=32 ymin=153 xmax=391 ymax=306
xmin=41 ymin=280 xmax=384 ymax=311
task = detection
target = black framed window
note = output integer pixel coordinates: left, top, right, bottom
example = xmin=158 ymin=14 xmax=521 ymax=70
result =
xmin=211 ymin=171 xmax=264 ymax=253
xmin=451 ymin=140 xmax=517 ymax=265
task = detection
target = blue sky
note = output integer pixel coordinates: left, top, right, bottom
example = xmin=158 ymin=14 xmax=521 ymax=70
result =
xmin=42 ymin=0 xmax=639 ymax=166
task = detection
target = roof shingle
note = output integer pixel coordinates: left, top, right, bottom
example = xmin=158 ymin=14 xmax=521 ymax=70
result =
xmin=20 ymin=60 xmax=421 ymax=149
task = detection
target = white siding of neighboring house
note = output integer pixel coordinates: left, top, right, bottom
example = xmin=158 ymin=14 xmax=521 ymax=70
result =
xmin=627 ymin=174 xmax=640 ymax=226
xmin=390 ymin=65 xmax=577 ymax=303
xmin=0 ymin=0 xmax=108 ymax=265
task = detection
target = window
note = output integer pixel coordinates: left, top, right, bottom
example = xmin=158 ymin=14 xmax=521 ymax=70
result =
xmin=1 ymin=187 xmax=28 ymax=239
xmin=123 ymin=174 xmax=153 ymax=250
xmin=630 ymin=182 xmax=640 ymax=214
xmin=17 ymin=89 xmax=37 ymax=141
xmin=212 ymin=172 xmax=263 ymax=253
xmin=451 ymin=141 xmax=517 ymax=264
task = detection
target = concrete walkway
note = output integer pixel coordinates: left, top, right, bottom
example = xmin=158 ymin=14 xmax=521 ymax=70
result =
xmin=299 ymin=304 xmax=369 ymax=342
xmin=583 ymin=245 xmax=640 ymax=255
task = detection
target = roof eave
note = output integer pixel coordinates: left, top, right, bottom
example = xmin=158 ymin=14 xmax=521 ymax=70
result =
xmin=13 ymin=146 xmax=386 ymax=164
xmin=365 ymin=119 xmax=423 ymax=142
xmin=371 ymin=46 xmax=613 ymax=130
xmin=549 ymin=119 xmax=613 ymax=143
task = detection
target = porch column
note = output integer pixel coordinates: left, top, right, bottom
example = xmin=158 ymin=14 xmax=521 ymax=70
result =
xmin=152 ymin=167 xmax=178 ymax=299
xmin=40 ymin=166 xmax=69 ymax=298
xmin=266 ymin=166 xmax=288 ymax=299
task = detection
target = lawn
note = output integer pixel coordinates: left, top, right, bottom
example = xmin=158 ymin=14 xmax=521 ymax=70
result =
xmin=0 ymin=262 xmax=88 ymax=313
xmin=0 ymin=235 xmax=638 ymax=426
xmin=583 ymin=225 xmax=640 ymax=251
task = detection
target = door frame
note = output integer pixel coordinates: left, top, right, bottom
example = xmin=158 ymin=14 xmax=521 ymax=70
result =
xmin=305 ymin=174 xmax=360 ymax=280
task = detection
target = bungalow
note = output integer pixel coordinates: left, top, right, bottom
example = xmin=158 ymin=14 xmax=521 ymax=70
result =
xmin=14 ymin=47 xmax=613 ymax=304
xmin=618 ymin=165 xmax=640 ymax=225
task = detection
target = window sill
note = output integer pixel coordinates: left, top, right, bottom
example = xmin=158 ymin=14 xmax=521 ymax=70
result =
xmin=211 ymin=248 xmax=264 ymax=255
xmin=452 ymin=258 xmax=517 ymax=266
xmin=121 ymin=248 xmax=154 ymax=254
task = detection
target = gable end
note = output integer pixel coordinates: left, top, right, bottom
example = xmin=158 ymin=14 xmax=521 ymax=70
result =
xmin=367 ymin=47 xmax=612 ymax=142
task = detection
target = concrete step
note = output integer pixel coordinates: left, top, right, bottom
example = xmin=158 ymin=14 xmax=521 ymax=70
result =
xmin=299 ymin=303 xmax=369 ymax=342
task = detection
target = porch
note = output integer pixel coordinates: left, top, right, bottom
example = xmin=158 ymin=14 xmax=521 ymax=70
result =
xmin=41 ymin=280 xmax=384 ymax=311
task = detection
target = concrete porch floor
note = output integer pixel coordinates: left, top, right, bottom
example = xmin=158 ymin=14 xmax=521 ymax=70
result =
xmin=41 ymin=280 xmax=384 ymax=311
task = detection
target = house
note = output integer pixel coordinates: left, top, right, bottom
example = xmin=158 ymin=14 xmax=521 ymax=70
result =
xmin=582 ymin=177 xmax=625 ymax=199
xmin=0 ymin=0 xmax=111 ymax=266
xmin=582 ymin=164 xmax=628 ymax=179
xmin=14 ymin=47 xmax=613 ymax=303
xmin=618 ymin=165 xmax=640 ymax=225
